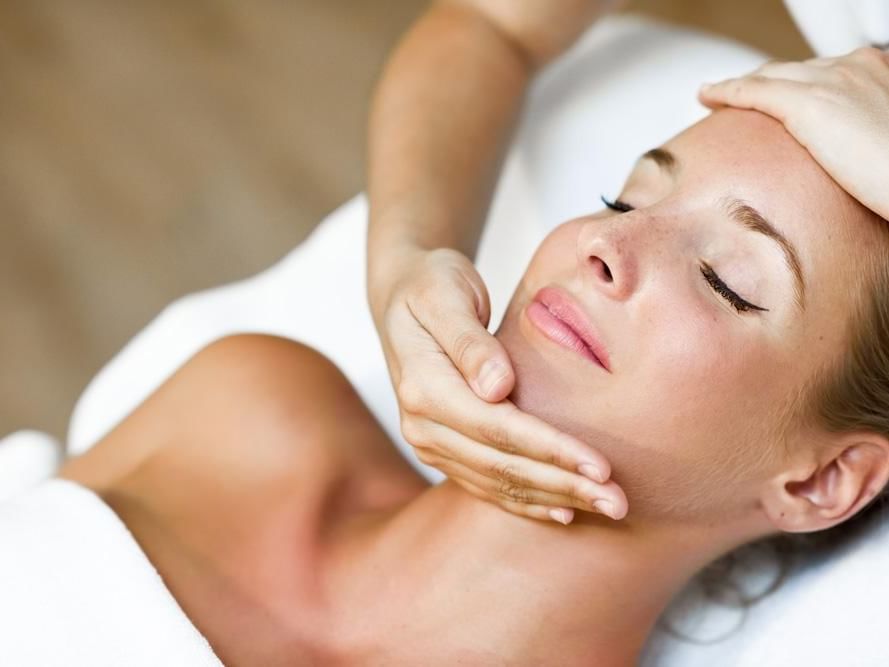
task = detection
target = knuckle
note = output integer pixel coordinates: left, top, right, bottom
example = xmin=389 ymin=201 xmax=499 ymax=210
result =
xmin=809 ymin=82 xmax=842 ymax=108
xmin=852 ymin=46 xmax=883 ymax=63
xmin=546 ymin=438 xmax=570 ymax=467
xmin=397 ymin=376 xmax=427 ymax=413
xmin=569 ymin=480 xmax=593 ymax=506
xmin=477 ymin=419 xmax=516 ymax=453
xmin=756 ymin=58 xmax=785 ymax=74
xmin=415 ymin=448 xmax=441 ymax=466
xmin=399 ymin=415 xmax=427 ymax=447
xmin=497 ymin=480 xmax=531 ymax=503
xmin=490 ymin=460 xmax=529 ymax=489
xmin=747 ymin=74 xmax=770 ymax=87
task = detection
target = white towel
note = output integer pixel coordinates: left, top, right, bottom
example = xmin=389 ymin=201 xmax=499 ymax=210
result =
xmin=0 ymin=479 xmax=221 ymax=667
xmin=0 ymin=430 xmax=63 ymax=502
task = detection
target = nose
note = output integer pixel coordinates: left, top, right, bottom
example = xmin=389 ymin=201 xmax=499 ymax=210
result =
xmin=575 ymin=217 xmax=639 ymax=301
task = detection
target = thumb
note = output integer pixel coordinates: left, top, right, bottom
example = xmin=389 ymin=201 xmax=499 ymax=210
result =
xmin=454 ymin=272 xmax=516 ymax=402
xmin=429 ymin=301 xmax=516 ymax=402
xmin=466 ymin=334 xmax=516 ymax=403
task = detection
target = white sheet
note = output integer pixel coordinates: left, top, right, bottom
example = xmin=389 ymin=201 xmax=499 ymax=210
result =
xmin=784 ymin=0 xmax=889 ymax=55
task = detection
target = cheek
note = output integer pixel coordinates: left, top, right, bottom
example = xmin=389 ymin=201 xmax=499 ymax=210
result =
xmin=602 ymin=295 xmax=793 ymax=517
xmin=622 ymin=294 xmax=794 ymax=487
xmin=634 ymin=299 xmax=767 ymax=437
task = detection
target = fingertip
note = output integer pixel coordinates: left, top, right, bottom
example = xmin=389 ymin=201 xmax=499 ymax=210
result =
xmin=578 ymin=452 xmax=610 ymax=483
xmin=697 ymin=97 xmax=726 ymax=111
xmin=486 ymin=366 xmax=515 ymax=402
xmin=610 ymin=487 xmax=629 ymax=520
xmin=697 ymin=87 xmax=720 ymax=105
xmin=578 ymin=462 xmax=607 ymax=484
xmin=548 ymin=507 xmax=574 ymax=525
xmin=595 ymin=456 xmax=611 ymax=482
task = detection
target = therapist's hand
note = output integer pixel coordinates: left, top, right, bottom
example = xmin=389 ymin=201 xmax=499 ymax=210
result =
xmin=369 ymin=244 xmax=627 ymax=524
xmin=698 ymin=47 xmax=889 ymax=221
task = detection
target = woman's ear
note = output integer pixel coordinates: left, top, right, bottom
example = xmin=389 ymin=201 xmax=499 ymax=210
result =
xmin=762 ymin=432 xmax=889 ymax=533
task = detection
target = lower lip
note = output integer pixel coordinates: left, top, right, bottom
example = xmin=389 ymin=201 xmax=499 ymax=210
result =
xmin=526 ymin=300 xmax=605 ymax=369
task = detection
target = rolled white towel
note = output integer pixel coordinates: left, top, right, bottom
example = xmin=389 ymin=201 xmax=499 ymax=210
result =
xmin=0 ymin=430 xmax=63 ymax=502
xmin=0 ymin=479 xmax=221 ymax=666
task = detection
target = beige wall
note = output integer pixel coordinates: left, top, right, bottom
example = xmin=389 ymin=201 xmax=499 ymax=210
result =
xmin=0 ymin=1 xmax=809 ymax=439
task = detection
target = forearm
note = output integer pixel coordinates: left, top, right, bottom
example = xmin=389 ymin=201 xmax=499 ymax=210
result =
xmin=366 ymin=2 xmax=533 ymax=300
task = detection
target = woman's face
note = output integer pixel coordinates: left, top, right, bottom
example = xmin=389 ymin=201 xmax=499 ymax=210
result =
xmin=495 ymin=109 xmax=883 ymax=523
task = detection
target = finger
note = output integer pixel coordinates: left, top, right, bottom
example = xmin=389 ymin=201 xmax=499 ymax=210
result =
xmin=440 ymin=456 xmax=620 ymax=520
xmin=851 ymin=45 xmax=889 ymax=64
xmin=449 ymin=476 xmax=575 ymax=524
xmin=414 ymin=383 xmax=613 ymax=482
xmin=408 ymin=285 xmax=516 ymax=402
xmin=425 ymin=421 xmax=627 ymax=516
xmin=752 ymin=60 xmax=822 ymax=83
xmin=697 ymin=75 xmax=811 ymax=124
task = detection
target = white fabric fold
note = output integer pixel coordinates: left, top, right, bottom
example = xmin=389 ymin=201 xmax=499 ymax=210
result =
xmin=0 ymin=479 xmax=222 ymax=667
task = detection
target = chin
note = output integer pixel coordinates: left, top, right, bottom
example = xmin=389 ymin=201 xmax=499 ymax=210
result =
xmin=495 ymin=303 xmax=588 ymax=434
xmin=496 ymin=301 xmax=705 ymax=523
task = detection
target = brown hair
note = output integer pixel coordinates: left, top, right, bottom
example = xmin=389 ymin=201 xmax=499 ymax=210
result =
xmin=669 ymin=212 xmax=889 ymax=637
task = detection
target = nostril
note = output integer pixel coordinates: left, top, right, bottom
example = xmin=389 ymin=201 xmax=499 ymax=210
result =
xmin=590 ymin=256 xmax=613 ymax=282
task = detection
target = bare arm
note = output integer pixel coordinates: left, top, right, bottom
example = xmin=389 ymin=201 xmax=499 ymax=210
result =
xmin=367 ymin=0 xmax=606 ymax=294
xmin=364 ymin=1 xmax=627 ymax=526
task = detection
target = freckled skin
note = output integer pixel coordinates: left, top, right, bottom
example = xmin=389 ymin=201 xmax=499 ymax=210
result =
xmin=493 ymin=109 xmax=883 ymax=523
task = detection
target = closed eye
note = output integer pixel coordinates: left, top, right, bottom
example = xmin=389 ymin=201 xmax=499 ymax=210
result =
xmin=599 ymin=194 xmax=769 ymax=314
xmin=700 ymin=261 xmax=768 ymax=313
xmin=600 ymin=195 xmax=633 ymax=213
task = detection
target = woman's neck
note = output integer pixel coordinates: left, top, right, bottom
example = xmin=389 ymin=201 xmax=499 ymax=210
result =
xmin=321 ymin=479 xmax=757 ymax=666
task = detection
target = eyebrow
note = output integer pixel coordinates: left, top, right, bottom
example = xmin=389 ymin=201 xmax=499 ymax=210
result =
xmin=724 ymin=198 xmax=806 ymax=311
xmin=642 ymin=147 xmax=807 ymax=313
xmin=643 ymin=148 xmax=678 ymax=175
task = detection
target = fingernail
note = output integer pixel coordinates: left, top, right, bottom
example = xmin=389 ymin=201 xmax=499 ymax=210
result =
xmin=477 ymin=359 xmax=507 ymax=398
xmin=548 ymin=508 xmax=572 ymax=525
xmin=594 ymin=500 xmax=617 ymax=519
xmin=578 ymin=462 xmax=606 ymax=484
xmin=700 ymin=82 xmax=713 ymax=90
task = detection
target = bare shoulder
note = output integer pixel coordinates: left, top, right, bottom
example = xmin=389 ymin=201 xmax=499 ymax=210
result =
xmin=58 ymin=335 xmax=429 ymax=664
xmin=61 ymin=334 xmax=426 ymax=505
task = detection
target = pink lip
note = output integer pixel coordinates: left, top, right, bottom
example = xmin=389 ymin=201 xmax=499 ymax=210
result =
xmin=526 ymin=286 xmax=611 ymax=372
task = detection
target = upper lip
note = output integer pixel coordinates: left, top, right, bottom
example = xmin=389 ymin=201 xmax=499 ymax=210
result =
xmin=533 ymin=286 xmax=612 ymax=372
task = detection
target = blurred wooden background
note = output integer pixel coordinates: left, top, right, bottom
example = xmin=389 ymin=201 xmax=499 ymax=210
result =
xmin=0 ymin=0 xmax=809 ymax=440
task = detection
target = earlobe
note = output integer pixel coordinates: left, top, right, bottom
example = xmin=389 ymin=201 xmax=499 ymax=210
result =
xmin=766 ymin=434 xmax=889 ymax=534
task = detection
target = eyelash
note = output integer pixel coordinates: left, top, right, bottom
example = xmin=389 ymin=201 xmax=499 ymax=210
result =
xmin=599 ymin=195 xmax=769 ymax=314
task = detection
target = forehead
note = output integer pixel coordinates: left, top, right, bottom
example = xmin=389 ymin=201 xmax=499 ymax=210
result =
xmin=665 ymin=109 xmax=835 ymax=202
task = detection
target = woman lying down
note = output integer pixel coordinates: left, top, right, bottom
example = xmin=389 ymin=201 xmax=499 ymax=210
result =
xmin=61 ymin=69 xmax=889 ymax=666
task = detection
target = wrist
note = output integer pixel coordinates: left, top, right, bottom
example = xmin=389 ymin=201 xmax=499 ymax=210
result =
xmin=366 ymin=239 xmax=426 ymax=317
